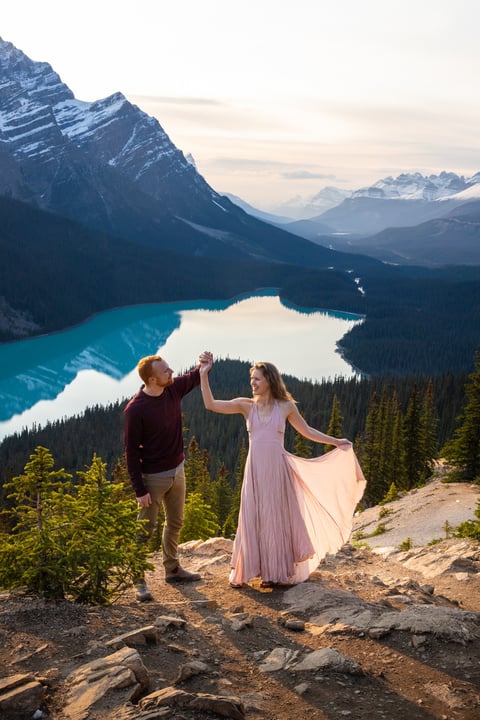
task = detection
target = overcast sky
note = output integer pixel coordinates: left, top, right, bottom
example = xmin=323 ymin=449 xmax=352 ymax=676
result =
xmin=3 ymin=0 xmax=480 ymax=209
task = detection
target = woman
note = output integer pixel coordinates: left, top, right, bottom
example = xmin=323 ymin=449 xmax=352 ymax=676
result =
xmin=199 ymin=355 xmax=366 ymax=588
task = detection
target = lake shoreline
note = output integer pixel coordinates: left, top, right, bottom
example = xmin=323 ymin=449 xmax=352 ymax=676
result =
xmin=0 ymin=294 xmax=364 ymax=440
xmin=0 ymin=287 xmax=365 ymax=347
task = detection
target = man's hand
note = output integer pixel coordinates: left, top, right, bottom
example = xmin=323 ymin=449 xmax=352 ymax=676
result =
xmin=199 ymin=351 xmax=213 ymax=374
xmin=137 ymin=493 xmax=152 ymax=508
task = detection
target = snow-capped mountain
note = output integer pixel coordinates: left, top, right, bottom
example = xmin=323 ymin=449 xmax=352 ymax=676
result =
xmin=269 ymin=186 xmax=351 ymax=220
xmin=267 ymin=172 xmax=480 ymax=224
xmin=0 ymin=37 xmax=218 ymax=231
xmin=308 ymin=186 xmax=352 ymax=212
xmin=302 ymin=172 xmax=480 ymax=236
xmin=351 ymin=171 xmax=478 ymax=201
xmin=0 ymin=37 xmax=342 ymax=267
xmin=437 ymin=175 xmax=480 ymax=203
xmin=247 ymin=170 xmax=480 ymax=264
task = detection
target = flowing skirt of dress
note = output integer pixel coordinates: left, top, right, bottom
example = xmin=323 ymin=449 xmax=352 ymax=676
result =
xmin=229 ymin=403 xmax=366 ymax=586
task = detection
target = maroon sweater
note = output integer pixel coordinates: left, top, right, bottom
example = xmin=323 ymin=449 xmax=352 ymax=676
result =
xmin=124 ymin=369 xmax=200 ymax=497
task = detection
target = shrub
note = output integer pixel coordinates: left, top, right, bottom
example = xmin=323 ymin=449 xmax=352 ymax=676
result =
xmin=399 ymin=537 xmax=413 ymax=551
xmin=379 ymin=482 xmax=399 ymax=505
xmin=371 ymin=523 xmax=388 ymax=536
xmin=455 ymin=499 xmax=480 ymax=541
xmin=0 ymin=447 xmax=151 ymax=604
xmin=179 ymin=492 xmax=221 ymax=542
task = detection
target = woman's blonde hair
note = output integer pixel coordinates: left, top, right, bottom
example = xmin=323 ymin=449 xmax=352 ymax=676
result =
xmin=250 ymin=362 xmax=295 ymax=401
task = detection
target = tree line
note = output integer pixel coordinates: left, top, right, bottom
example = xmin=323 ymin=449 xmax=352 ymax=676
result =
xmin=338 ymin=268 xmax=480 ymax=376
xmin=1 ymin=358 xmax=478 ymax=509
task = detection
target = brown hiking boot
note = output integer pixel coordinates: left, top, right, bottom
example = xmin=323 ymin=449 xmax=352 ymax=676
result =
xmin=165 ymin=565 xmax=201 ymax=583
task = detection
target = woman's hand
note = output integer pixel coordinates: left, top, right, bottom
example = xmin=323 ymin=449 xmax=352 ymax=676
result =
xmin=199 ymin=351 xmax=213 ymax=374
xmin=336 ymin=438 xmax=352 ymax=449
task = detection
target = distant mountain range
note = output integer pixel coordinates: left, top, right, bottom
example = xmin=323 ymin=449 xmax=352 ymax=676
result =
xmin=318 ymin=200 xmax=480 ymax=266
xmin=1 ymin=34 xmax=478 ymax=272
xmin=231 ymin=172 xmax=480 ymax=266
xmin=267 ymin=171 xmax=480 ymax=219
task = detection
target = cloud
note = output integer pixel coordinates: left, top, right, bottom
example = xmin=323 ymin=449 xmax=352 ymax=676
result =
xmin=133 ymin=92 xmax=480 ymax=207
xmin=129 ymin=95 xmax=223 ymax=107
xmin=281 ymin=171 xmax=338 ymax=180
xmin=210 ymin=157 xmax=288 ymax=169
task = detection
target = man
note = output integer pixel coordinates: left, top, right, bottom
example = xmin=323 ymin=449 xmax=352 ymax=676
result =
xmin=124 ymin=352 xmax=211 ymax=601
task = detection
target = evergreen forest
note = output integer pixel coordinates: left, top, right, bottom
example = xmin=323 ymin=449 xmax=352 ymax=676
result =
xmin=2 ymin=357 xmax=479 ymax=540
xmin=2 ymin=196 xmax=480 ymax=377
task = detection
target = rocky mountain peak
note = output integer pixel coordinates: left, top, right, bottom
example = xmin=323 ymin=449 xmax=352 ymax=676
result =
xmin=0 ymin=36 xmax=73 ymax=106
xmin=0 ymin=38 xmax=344 ymax=269
xmin=0 ymin=37 xmax=227 ymax=245
xmin=351 ymin=170 xmax=474 ymax=201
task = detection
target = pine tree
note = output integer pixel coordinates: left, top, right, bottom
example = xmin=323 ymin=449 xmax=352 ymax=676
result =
xmin=185 ymin=437 xmax=212 ymax=503
xmin=361 ymin=388 xmax=406 ymax=505
xmin=455 ymin=498 xmax=480 ymax=540
xmin=293 ymin=433 xmax=313 ymax=458
xmin=211 ymin=463 xmax=233 ymax=531
xmin=179 ymin=492 xmax=220 ymax=542
xmin=442 ymin=351 xmax=480 ymax=482
xmin=360 ymin=392 xmax=381 ymax=505
xmin=0 ymin=447 xmax=151 ymax=603
xmin=403 ymin=385 xmax=425 ymax=489
xmin=380 ymin=482 xmax=400 ymax=504
xmin=421 ymin=379 xmax=439 ymax=480
xmin=223 ymin=440 xmax=247 ymax=537
xmin=0 ymin=446 xmax=73 ymax=599
xmin=111 ymin=455 xmax=134 ymax=498
xmin=379 ymin=390 xmax=405 ymax=495
xmin=387 ymin=393 xmax=407 ymax=492
xmin=68 ymin=454 xmax=151 ymax=604
xmin=325 ymin=394 xmax=343 ymax=452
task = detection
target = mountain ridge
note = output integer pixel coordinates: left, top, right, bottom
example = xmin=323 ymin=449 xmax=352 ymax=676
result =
xmin=266 ymin=170 xmax=480 ymax=221
xmin=0 ymin=36 xmax=361 ymax=270
xmin=337 ymin=201 xmax=480 ymax=266
xmin=228 ymin=171 xmax=480 ymax=263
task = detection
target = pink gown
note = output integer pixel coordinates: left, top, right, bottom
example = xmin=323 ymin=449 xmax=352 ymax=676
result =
xmin=229 ymin=401 xmax=367 ymax=586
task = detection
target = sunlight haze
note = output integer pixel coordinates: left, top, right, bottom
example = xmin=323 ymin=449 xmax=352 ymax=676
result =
xmin=2 ymin=0 xmax=480 ymax=208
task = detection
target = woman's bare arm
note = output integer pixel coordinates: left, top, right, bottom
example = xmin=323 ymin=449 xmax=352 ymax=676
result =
xmin=285 ymin=401 xmax=352 ymax=447
xmin=199 ymin=360 xmax=251 ymax=418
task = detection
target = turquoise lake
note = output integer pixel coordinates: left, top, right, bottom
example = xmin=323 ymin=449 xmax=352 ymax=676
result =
xmin=0 ymin=292 xmax=363 ymax=440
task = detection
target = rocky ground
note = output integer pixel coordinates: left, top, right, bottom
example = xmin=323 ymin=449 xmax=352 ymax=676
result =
xmin=1 ymin=479 xmax=479 ymax=720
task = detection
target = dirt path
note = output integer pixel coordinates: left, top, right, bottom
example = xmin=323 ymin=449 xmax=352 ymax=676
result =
xmin=1 ymin=478 xmax=479 ymax=719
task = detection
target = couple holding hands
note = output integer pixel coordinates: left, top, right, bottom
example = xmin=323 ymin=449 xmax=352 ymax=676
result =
xmin=124 ymin=351 xmax=365 ymax=600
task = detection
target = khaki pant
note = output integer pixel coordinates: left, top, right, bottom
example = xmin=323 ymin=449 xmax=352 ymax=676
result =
xmin=137 ymin=464 xmax=185 ymax=574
